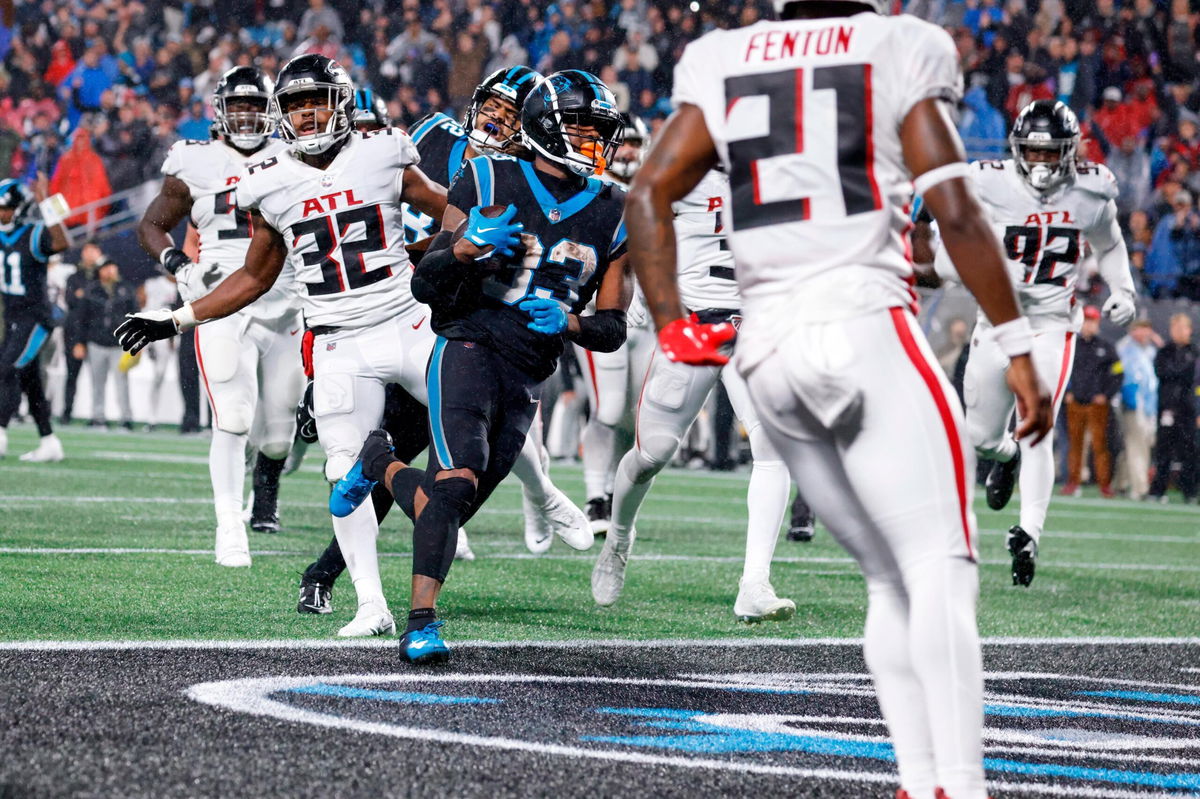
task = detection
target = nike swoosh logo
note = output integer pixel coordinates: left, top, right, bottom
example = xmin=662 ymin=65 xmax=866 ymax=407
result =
xmin=409 ymin=640 xmax=428 ymax=650
xmin=290 ymin=329 xmax=299 ymax=336
xmin=412 ymin=317 xmax=426 ymax=330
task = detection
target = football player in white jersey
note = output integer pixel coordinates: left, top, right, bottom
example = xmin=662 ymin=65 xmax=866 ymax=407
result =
xmin=140 ymin=273 xmax=179 ymax=429
xmin=573 ymin=113 xmax=656 ymax=531
xmin=624 ymin=2 xmax=1053 ymax=798
xmin=137 ymin=66 xmax=305 ymax=567
xmin=930 ymin=100 xmax=1136 ymax=588
xmin=119 ymin=54 xmax=450 ymax=637
xmin=592 ymin=168 xmax=795 ymax=623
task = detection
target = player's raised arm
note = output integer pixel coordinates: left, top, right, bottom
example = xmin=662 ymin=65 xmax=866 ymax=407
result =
xmin=115 ymin=210 xmax=287 ymax=354
xmin=33 ymin=172 xmax=70 ymax=253
xmin=903 ymin=97 xmax=1052 ymax=445
xmin=137 ymin=174 xmax=195 ymax=277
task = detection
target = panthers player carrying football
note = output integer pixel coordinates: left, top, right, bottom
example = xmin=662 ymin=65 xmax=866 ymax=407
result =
xmin=928 ymin=100 xmax=1136 ymax=588
xmin=0 ymin=176 xmax=71 ymax=462
xmin=592 ymin=167 xmax=795 ymax=625
xmin=335 ymin=69 xmax=630 ymax=664
xmin=625 ymin=1 xmax=1052 ymax=797
xmin=117 ymin=54 xmax=450 ymax=638
xmin=137 ymin=66 xmax=304 ymax=567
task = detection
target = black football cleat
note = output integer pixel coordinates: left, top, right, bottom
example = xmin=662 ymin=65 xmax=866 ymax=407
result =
xmin=787 ymin=494 xmax=815 ymax=542
xmin=985 ymin=448 xmax=1021 ymax=511
xmin=297 ymin=577 xmax=332 ymax=614
xmin=250 ymin=453 xmax=285 ymax=533
xmin=586 ymin=494 xmax=612 ymax=536
xmin=1006 ymin=525 xmax=1038 ymax=587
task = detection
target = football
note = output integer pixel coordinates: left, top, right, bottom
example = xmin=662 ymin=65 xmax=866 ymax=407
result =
xmin=450 ymin=204 xmax=510 ymax=246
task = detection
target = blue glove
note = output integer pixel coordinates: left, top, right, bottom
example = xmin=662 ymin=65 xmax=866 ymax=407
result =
xmin=463 ymin=204 xmax=523 ymax=258
xmin=519 ymin=296 xmax=569 ymax=335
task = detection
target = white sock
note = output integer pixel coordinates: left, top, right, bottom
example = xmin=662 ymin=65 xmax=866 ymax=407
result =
xmin=991 ymin=434 xmax=1018 ymax=463
xmin=740 ymin=458 xmax=790 ymax=584
xmin=511 ymin=432 xmax=553 ymax=507
xmin=863 ymin=576 xmax=936 ymax=799
xmin=210 ymin=429 xmax=248 ymax=528
xmin=332 ymin=501 xmax=386 ymax=609
xmin=610 ymin=448 xmax=655 ymax=547
xmin=905 ymin=556 xmax=986 ymax=799
xmin=582 ymin=420 xmax=616 ymax=499
xmin=1017 ymin=431 xmax=1056 ymax=543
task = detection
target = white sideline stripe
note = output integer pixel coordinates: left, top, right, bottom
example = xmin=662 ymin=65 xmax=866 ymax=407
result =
xmin=2 ymin=546 xmax=1198 ymax=574
xmin=3 ymin=636 xmax=1198 ymax=652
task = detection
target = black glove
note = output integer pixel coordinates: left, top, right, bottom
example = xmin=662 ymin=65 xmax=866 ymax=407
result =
xmin=358 ymin=429 xmax=397 ymax=483
xmin=160 ymin=247 xmax=191 ymax=276
xmin=114 ymin=309 xmax=182 ymax=355
xmin=295 ymin=381 xmax=318 ymax=444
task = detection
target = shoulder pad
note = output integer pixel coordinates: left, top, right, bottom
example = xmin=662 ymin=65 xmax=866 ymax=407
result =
xmin=1073 ymin=162 xmax=1119 ymax=200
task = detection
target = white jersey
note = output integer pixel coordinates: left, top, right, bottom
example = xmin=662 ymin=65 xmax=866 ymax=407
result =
xmin=235 ymin=129 xmax=423 ymax=329
xmin=142 ymin=274 xmax=178 ymax=310
xmin=672 ymin=12 xmax=962 ymax=368
xmin=673 ymin=170 xmax=738 ymax=311
xmin=161 ymin=138 xmax=297 ymax=320
xmin=935 ymin=159 xmax=1120 ymax=330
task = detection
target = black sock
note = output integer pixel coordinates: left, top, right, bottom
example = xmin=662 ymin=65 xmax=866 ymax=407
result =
xmin=406 ymin=607 xmax=437 ymax=634
xmin=370 ymin=482 xmax=393 ymax=524
xmin=303 ymin=536 xmax=346 ymax=584
xmin=389 ymin=466 xmax=426 ymax=522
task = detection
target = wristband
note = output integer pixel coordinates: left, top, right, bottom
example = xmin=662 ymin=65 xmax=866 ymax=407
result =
xmin=912 ymin=162 xmax=970 ymax=197
xmin=38 ymin=194 xmax=69 ymax=227
xmin=172 ymin=302 xmax=198 ymax=332
xmin=992 ymin=316 xmax=1033 ymax=359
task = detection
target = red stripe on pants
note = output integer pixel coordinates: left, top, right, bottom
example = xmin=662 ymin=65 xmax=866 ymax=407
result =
xmin=888 ymin=307 xmax=974 ymax=560
xmin=194 ymin=327 xmax=219 ymax=427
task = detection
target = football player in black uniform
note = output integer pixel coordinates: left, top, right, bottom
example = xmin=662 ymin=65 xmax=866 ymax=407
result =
xmin=332 ymin=70 xmax=631 ymax=663
xmin=0 ymin=176 xmax=70 ymax=461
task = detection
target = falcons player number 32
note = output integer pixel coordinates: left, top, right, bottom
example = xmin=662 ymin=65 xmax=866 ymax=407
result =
xmin=725 ymin=64 xmax=881 ymax=229
xmin=291 ymin=205 xmax=390 ymax=296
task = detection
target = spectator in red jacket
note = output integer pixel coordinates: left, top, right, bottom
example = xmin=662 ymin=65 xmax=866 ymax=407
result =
xmin=1094 ymin=86 xmax=1145 ymax=145
xmin=50 ymin=125 xmax=111 ymax=228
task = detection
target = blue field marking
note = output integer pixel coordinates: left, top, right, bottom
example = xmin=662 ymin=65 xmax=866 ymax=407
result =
xmin=985 ymin=702 xmax=1200 ymax=726
xmin=1079 ymin=690 xmax=1200 ymax=706
xmin=288 ymin=683 xmax=499 ymax=705
xmin=587 ymin=707 xmax=1200 ymax=790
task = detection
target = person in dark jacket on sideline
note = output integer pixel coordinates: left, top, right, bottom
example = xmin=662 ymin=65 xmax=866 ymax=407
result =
xmin=61 ymin=241 xmax=104 ymax=423
xmin=1149 ymin=312 xmax=1199 ymax=502
xmin=78 ymin=260 xmax=140 ymax=429
xmin=1062 ymin=306 xmax=1123 ymax=497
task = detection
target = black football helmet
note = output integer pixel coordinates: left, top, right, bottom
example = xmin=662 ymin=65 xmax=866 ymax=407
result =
xmin=609 ymin=112 xmax=650 ymax=182
xmin=352 ymin=87 xmax=390 ymax=131
xmin=522 ymin=70 xmax=623 ymax=177
xmin=0 ymin=179 xmax=31 ymax=229
xmin=464 ymin=66 xmax=541 ymax=153
xmin=270 ymin=54 xmax=354 ymax=156
xmin=213 ymin=66 xmax=275 ymax=150
xmin=1010 ymin=100 xmax=1079 ymax=194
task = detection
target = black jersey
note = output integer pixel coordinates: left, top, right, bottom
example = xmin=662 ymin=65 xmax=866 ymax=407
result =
xmin=402 ymin=112 xmax=471 ymax=244
xmin=0 ymin=222 xmax=54 ymax=322
xmin=435 ymin=154 xmax=627 ymax=381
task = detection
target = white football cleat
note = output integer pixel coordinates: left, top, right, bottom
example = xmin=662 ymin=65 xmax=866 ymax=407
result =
xmin=521 ymin=493 xmax=553 ymax=554
xmin=536 ymin=487 xmax=593 ymax=551
xmin=591 ymin=528 xmax=635 ymax=607
xmin=20 ymin=434 xmax=64 ymax=463
xmin=455 ymin=527 xmax=476 ymax=561
xmin=0 ymin=427 xmax=7 ymax=457
xmin=734 ymin=579 xmax=796 ymax=624
xmin=214 ymin=522 xmax=251 ymax=568
xmin=337 ymin=602 xmax=395 ymax=637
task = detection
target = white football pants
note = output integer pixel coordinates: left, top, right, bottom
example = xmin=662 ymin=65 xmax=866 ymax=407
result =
xmin=742 ymin=307 xmax=985 ymax=799
xmin=610 ymin=342 xmax=790 ymax=584
xmin=964 ymin=322 xmax=1075 ymax=541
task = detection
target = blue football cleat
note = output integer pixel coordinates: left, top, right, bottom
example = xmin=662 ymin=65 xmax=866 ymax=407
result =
xmin=400 ymin=620 xmax=451 ymax=665
xmin=329 ymin=459 xmax=376 ymax=518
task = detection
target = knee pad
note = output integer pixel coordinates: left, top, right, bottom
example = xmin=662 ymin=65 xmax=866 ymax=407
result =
xmin=633 ymin=431 xmax=679 ymax=480
xmin=325 ymin=453 xmax=357 ymax=484
xmin=214 ymin=403 xmax=253 ymax=436
xmin=259 ymin=439 xmax=291 ymax=460
xmin=431 ymin=474 xmax=477 ymax=515
xmin=200 ymin=336 xmax=242 ymax=384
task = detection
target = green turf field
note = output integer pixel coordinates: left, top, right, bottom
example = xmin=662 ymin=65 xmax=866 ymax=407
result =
xmin=2 ymin=424 xmax=1198 ymax=642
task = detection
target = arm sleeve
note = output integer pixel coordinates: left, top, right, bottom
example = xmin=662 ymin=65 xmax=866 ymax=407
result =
xmin=892 ymin=18 xmax=963 ymax=123
xmin=1089 ymin=200 xmax=1137 ymax=299
xmin=30 ymin=223 xmax=52 ymax=262
xmin=609 ymin=217 xmax=628 ymax=261
xmin=569 ymin=308 xmax=628 ymax=352
xmin=160 ymin=141 xmax=185 ymax=178
xmin=410 ymin=230 xmax=478 ymax=308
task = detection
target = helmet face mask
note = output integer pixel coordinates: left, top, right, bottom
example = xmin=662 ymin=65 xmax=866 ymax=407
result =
xmin=522 ymin=71 xmax=624 ymax=177
xmin=465 ymin=66 xmax=541 ymax=153
xmin=271 ymin=55 xmax=353 ymax=156
xmin=1009 ymin=100 xmax=1079 ymax=194
xmin=213 ymin=67 xmax=275 ymax=150
xmin=352 ymin=88 xmax=390 ymax=132
xmin=609 ymin=113 xmax=650 ymax=181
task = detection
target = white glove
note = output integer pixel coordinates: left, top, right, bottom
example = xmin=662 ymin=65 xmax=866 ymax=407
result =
xmin=1102 ymin=291 xmax=1136 ymax=326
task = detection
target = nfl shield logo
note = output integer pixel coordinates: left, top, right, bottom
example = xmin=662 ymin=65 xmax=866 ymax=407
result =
xmin=320 ymin=174 xmax=334 ymax=188
xmin=549 ymin=208 xmax=561 ymax=223
xmin=326 ymin=342 xmax=337 ymax=351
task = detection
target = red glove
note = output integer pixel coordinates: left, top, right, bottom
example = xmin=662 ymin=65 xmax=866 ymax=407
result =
xmin=658 ymin=316 xmax=736 ymax=366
